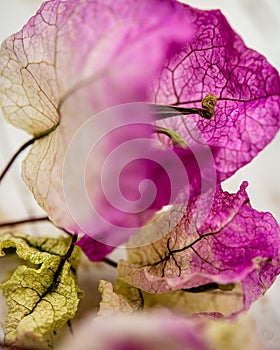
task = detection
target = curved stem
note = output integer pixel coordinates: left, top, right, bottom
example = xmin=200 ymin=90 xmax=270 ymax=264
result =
xmin=103 ymin=257 xmax=118 ymax=268
xmin=153 ymin=126 xmax=188 ymax=147
xmin=50 ymin=233 xmax=78 ymax=291
xmin=0 ymin=138 xmax=35 ymax=183
xmin=56 ymin=226 xmax=74 ymax=237
xmin=0 ymin=216 xmax=49 ymax=229
xmin=0 ymin=342 xmax=43 ymax=350
xmin=182 ymin=282 xmax=235 ymax=293
xmin=151 ymin=94 xmax=217 ymax=120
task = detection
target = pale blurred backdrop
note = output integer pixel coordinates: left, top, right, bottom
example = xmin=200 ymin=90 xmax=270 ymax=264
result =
xmin=0 ymin=0 xmax=280 ymax=349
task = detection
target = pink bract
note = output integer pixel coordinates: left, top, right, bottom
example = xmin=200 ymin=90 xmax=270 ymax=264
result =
xmin=118 ymin=183 xmax=280 ymax=316
xmin=152 ymin=5 xmax=280 ymax=181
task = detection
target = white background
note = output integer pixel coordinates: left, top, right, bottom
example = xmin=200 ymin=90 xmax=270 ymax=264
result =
xmin=0 ymin=0 xmax=280 ymax=349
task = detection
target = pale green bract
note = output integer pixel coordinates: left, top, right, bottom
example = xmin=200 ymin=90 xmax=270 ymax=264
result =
xmin=98 ymin=280 xmax=136 ymax=315
xmin=99 ymin=278 xmax=243 ymax=318
xmin=0 ymin=232 xmax=83 ymax=348
xmin=98 ymin=280 xmax=143 ymax=316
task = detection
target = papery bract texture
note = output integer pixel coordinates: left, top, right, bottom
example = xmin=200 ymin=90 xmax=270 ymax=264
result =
xmin=98 ymin=280 xmax=140 ymax=314
xmin=118 ymin=183 xmax=280 ymax=316
xmin=0 ymin=232 xmax=82 ymax=348
xmin=0 ymin=0 xmax=193 ymax=259
xmin=151 ymin=5 xmax=280 ymax=180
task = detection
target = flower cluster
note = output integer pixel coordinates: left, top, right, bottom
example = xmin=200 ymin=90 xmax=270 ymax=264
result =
xmin=0 ymin=0 xmax=279 ymax=349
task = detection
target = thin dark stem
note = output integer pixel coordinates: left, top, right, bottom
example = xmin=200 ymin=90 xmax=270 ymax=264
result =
xmin=153 ymin=126 xmax=188 ymax=147
xmin=182 ymin=282 xmax=235 ymax=293
xmin=67 ymin=320 xmax=74 ymax=335
xmin=0 ymin=216 xmax=49 ymax=228
xmin=0 ymin=138 xmax=35 ymax=183
xmin=57 ymin=226 xmax=74 ymax=237
xmin=103 ymin=257 xmax=118 ymax=268
xmin=152 ymin=105 xmax=205 ymax=118
xmin=51 ymin=233 xmax=78 ymax=290
xmin=0 ymin=342 xmax=44 ymax=350
xmin=0 ymin=217 xmax=75 ymax=237
xmin=64 ymin=233 xmax=78 ymax=259
xmin=151 ymin=94 xmax=217 ymax=120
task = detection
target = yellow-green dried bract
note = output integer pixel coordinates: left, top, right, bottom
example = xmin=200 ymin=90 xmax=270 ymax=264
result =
xmin=103 ymin=276 xmax=243 ymax=318
xmin=207 ymin=317 xmax=262 ymax=350
xmin=0 ymin=232 xmax=83 ymax=348
xmin=98 ymin=280 xmax=141 ymax=316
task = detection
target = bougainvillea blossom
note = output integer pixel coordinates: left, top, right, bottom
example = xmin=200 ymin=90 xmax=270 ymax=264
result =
xmin=0 ymin=0 xmax=194 ymax=257
xmin=118 ymin=183 xmax=280 ymax=316
xmin=77 ymin=3 xmax=280 ymax=259
xmin=0 ymin=0 xmax=280 ymax=346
